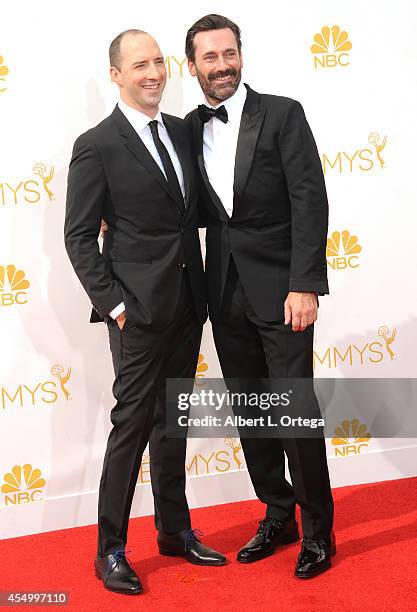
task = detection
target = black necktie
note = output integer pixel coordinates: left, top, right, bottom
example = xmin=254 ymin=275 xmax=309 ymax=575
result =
xmin=148 ymin=120 xmax=185 ymax=212
xmin=198 ymin=104 xmax=228 ymax=124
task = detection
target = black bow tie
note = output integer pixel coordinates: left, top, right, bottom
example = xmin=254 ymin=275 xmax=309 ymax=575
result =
xmin=198 ymin=104 xmax=228 ymax=124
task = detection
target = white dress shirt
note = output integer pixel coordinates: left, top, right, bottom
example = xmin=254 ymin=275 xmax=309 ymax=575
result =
xmin=202 ymin=81 xmax=247 ymax=217
xmin=109 ymin=100 xmax=185 ymax=320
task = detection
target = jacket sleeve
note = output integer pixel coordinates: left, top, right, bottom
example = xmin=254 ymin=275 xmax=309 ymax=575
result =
xmin=278 ymin=100 xmax=329 ymax=295
xmin=64 ymin=133 xmax=123 ymax=318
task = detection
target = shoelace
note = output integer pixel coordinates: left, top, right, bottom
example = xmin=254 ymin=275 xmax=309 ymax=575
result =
xmin=257 ymin=519 xmax=283 ymax=538
xmin=300 ymin=539 xmax=322 ymax=555
xmin=106 ymin=549 xmax=132 ymax=578
xmin=185 ymin=529 xmax=203 ymax=551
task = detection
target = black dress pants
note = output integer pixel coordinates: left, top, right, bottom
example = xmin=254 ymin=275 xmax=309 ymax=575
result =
xmin=97 ymin=272 xmax=202 ymax=556
xmin=211 ymin=258 xmax=334 ymax=540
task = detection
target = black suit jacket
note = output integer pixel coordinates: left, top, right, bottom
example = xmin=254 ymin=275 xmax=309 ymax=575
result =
xmin=65 ymin=105 xmax=207 ymax=330
xmin=186 ymin=84 xmax=329 ymax=322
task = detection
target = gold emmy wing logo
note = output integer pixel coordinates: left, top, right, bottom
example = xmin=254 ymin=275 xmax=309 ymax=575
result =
xmin=326 ymin=230 xmax=362 ymax=270
xmin=224 ymin=436 xmax=243 ymax=469
xmin=0 ymin=55 xmax=9 ymax=93
xmin=0 ymin=265 xmax=30 ymax=307
xmin=195 ymin=353 xmax=208 ymax=386
xmin=51 ymin=364 xmax=72 ymax=399
xmin=164 ymin=56 xmax=186 ymax=78
xmin=368 ymin=133 xmax=387 ymax=169
xmin=0 ymin=161 xmax=55 ymax=206
xmin=1 ymin=364 xmax=73 ymax=409
xmin=311 ymin=25 xmax=352 ymax=69
xmin=378 ymin=326 xmax=396 ymax=360
xmin=322 ymin=132 xmax=388 ymax=174
xmin=33 ymin=162 xmax=54 ymax=201
xmin=185 ymin=438 xmax=246 ymax=476
xmin=314 ymin=326 xmax=397 ymax=369
xmin=1 ymin=464 xmax=46 ymax=505
xmin=332 ymin=419 xmax=371 ymax=457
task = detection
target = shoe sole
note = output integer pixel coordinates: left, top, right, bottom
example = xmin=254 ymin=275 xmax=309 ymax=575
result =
xmin=159 ymin=549 xmax=227 ymax=566
xmin=94 ymin=567 xmax=143 ymax=594
xmin=237 ymin=530 xmax=300 ymax=564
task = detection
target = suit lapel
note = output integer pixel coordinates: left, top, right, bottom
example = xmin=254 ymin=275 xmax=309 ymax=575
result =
xmin=111 ymin=106 xmax=181 ymax=215
xmin=162 ymin=113 xmax=190 ymax=213
xmin=233 ymin=85 xmax=266 ymax=202
xmin=193 ymin=113 xmax=229 ymax=222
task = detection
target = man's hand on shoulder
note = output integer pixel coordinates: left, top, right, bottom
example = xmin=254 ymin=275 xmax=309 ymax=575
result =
xmin=284 ymin=292 xmax=318 ymax=332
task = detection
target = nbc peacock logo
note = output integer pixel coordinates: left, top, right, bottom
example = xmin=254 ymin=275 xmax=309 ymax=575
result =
xmin=195 ymin=353 xmax=208 ymax=386
xmin=0 ymin=265 xmax=30 ymax=307
xmin=311 ymin=25 xmax=352 ymax=69
xmin=326 ymin=230 xmax=362 ymax=270
xmin=0 ymin=55 xmax=9 ymax=93
xmin=1 ymin=464 xmax=46 ymax=506
xmin=332 ymin=419 xmax=371 ymax=457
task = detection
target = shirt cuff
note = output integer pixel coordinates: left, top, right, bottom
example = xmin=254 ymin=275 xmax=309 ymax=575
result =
xmin=109 ymin=302 xmax=125 ymax=319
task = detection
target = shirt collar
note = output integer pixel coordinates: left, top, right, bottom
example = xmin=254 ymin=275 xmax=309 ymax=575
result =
xmin=118 ymin=99 xmax=164 ymax=133
xmin=205 ymin=81 xmax=247 ymax=123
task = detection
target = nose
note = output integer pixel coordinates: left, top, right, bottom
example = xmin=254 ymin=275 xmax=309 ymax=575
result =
xmin=215 ymin=55 xmax=228 ymax=71
xmin=147 ymin=61 xmax=161 ymax=79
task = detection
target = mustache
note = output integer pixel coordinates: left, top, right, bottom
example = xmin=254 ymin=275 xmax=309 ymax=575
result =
xmin=208 ymin=68 xmax=237 ymax=81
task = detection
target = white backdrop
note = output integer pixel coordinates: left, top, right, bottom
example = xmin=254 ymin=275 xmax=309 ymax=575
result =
xmin=1 ymin=0 xmax=416 ymax=539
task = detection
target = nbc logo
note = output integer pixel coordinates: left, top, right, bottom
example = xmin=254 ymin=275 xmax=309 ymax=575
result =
xmin=326 ymin=230 xmax=362 ymax=270
xmin=0 ymin=55 xmax=9 ymax=93
xmin=331 ymin=419 xmax=371 ymax=457
xmin=195 ymin=353 xmax=208 ymax=386
xmin=1 ymin=464 xmax=46 ymax=506
xmin=311 ymin=25 xmax=352 ymax=69
xmin=0 ymin=265 xmax=30 ymax=307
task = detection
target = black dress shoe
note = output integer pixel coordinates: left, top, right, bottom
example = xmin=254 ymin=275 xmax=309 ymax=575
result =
xmin=237 ymin=518 xmax=300 ymax=563
xmin=295 ymin=532 xmax=336 ymax=579
xmin=94 ymin=550 xmax=143 ymax=594
xmin=157 ymin=529 xmax=227 ymax=566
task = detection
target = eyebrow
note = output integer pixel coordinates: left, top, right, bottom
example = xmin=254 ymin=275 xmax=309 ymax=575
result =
xmin=131 ymin=55 xmax=164 ymax=67
xmin=202 ymin=48 xmax=237 ymax=57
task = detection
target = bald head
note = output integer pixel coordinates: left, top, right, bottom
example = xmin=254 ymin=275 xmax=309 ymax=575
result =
xmin=109 ymin=30 xmax=166 ymax=118
xmin=109 ymin=29 xmax=148 ymax=70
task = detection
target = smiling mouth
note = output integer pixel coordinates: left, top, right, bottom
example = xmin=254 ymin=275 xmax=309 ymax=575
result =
xmin=142 ymin=83 xmax=160 ymax=90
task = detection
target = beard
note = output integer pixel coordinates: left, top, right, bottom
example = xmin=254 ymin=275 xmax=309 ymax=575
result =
xmin=196 ymin=67 xmax=241 ymax=102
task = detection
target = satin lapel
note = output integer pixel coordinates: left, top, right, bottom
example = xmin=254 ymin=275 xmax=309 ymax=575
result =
xmin=194 ymin=112 xmax=229 ymax=222
xmin=162 ymin=114 xmax=190 ymax=214
xmin=111 ymin=105 xmax=173 ymax=199
xmin=233 ymin=86 xmax=266 ymax=200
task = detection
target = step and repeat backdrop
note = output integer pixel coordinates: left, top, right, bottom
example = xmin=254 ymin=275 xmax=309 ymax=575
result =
xmin=1 ymin=1 xmax=416 ymax=538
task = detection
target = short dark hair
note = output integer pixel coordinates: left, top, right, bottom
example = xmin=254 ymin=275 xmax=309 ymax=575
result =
xmin=109 ymin=29 xmax=147 ymax=70
xmin=185 ymin=14 xmax=242 ymax=62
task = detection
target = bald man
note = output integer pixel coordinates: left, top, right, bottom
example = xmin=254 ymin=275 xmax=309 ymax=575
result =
xmin=65 ymin=29 xmax=226 ymax=595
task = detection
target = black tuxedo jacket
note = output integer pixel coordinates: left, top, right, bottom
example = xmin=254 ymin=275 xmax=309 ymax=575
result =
xmin=186 ymin=84 xmax=329 ymax=322
xmin=65 ymin=105 xmax=207 ymax=329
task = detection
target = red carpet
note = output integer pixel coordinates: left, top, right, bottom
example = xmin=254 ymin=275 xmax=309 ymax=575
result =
xmin=1 ymin=477 xmax=417 ymax=611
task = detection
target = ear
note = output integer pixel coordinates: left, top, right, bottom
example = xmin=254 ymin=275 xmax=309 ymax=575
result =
xmin=187 ymin=60 xmax=197 ymax=77
xmin=110 ymin=66 xmax=121 ymax=85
